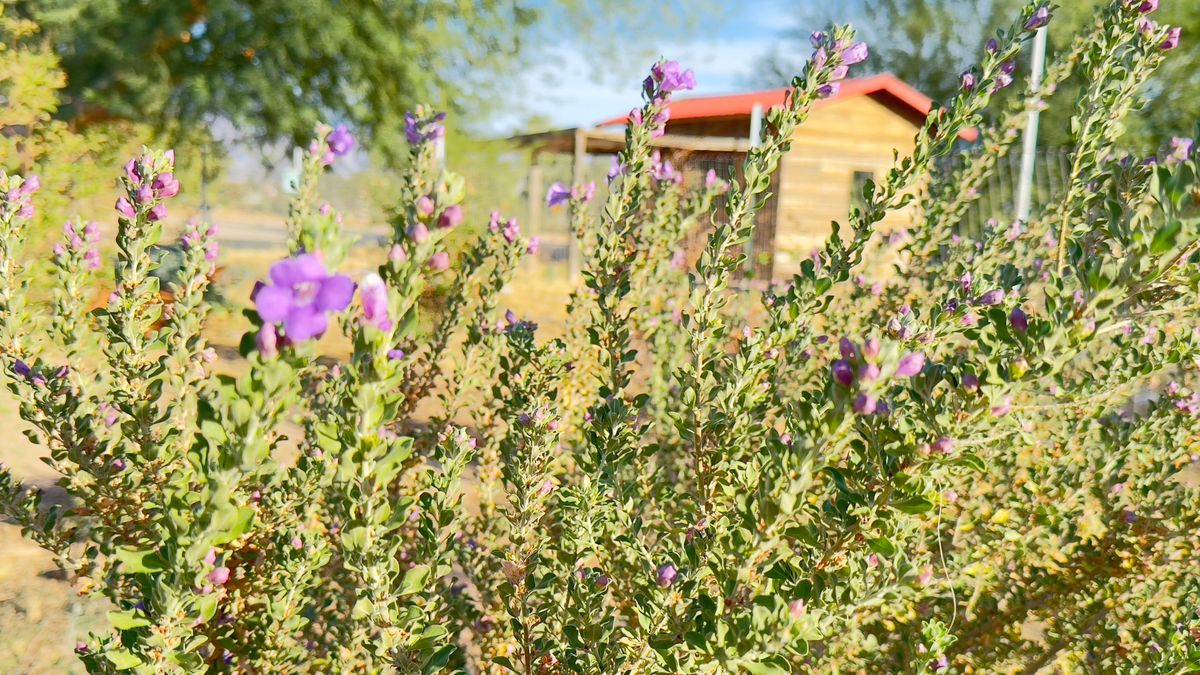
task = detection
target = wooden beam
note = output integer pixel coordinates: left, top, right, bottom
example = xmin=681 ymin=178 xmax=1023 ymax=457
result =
xmin=582 ymin=128 xmax=752 ymax=153
xmin=510 ymin=127 xmax=754 ymax=155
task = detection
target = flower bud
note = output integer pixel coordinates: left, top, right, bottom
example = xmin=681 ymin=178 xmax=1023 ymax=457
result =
xmin=438 ymin=204 xmax=463 ymax=229
xmin=895 ymin=352 xmax=925 ymax=377
xmin=832 ymin=359 xmax=854 ymax=387
xmin=656 ymin=563 xmax=677 ymax=587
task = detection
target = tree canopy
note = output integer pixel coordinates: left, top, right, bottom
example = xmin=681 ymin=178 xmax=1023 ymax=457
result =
xmin=19 ymin=0 xmax=699 ymax=164
xmin=759 ymin=0 xmax=1198 ymax=149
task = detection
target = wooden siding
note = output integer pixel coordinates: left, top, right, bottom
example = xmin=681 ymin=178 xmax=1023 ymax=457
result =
xmin=774 ymin=96 xmax=920 ymax=277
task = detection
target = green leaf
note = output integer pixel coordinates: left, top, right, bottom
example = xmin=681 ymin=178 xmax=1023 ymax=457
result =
xmin=105 ymin=649 xmax=143 ymax=670
xmin=399 ymin=564 xmax=431 ymax=597
xmin=893 ymin=495 xmax=934 ymax=514
xmin=1150 ymin=220 xmax=1182 ymax=255
xmin=108 ymin=610 xmax=151 ymax=630
xmin=115 ymin=547 xmax=166 ymax=573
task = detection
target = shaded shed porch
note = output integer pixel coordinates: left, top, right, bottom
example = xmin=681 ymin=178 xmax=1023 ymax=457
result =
xmin=513 ymin=127 xmax=778 ymax=279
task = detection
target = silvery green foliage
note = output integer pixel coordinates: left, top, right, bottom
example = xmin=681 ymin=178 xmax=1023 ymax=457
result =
xmin=0 ymin=1 xmax=1198 ymax=673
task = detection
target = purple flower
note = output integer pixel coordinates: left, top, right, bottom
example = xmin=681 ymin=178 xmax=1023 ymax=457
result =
xmin=387 ymin=349 xmax=405 ymax=360
xmin=853 ymin=394 xmax=877 ymax=415
xmin=895 ymin=352 xmax=926 ymax=377
xmin=573 ymin=181 xmax=596 ymax=204
xmin=115 ymin=197 xmax=136 ymax=219
xmin=546 ymin=182 xmax=571 ymax=208
xmin=656 ymin=563 xmax=678 ymax=587
xmin=359 ymin=273 xmax=390 ymax=331
xmin=111 ymin=458 xmax=126 ymax=472
xmin=428 ymin=251 xmax=450 ymax=271
xmin=1137 ymin=0 xmax=1158 ymax=12
xmin=208 ymin=566 xmax=231 ymax=586
xmin=977 ymin=289 xmax=1005 ymax=306
xmin=152 ymin=173 xmax=180 ymax=198
xmin=607 ymin=156 xmax=624 ymax=180
xmin=1169 ymin=137 xmax=1193 ymax=162
xmin=389 ymin=244 xmax=408 ymax=264
xmin=863 ymin=337 xmax=881 ymax=360
xmin=416 ymin=195 xmax=435 ymax=218
xmin=147 ymin=204 xmax=167 ymax=222
xmin=503 ymin=218 xmax=520 ymax=243
xmin=858 ymin=363 xmax=881 ymax=382
xmin=438 ymin=204 xmax=463 ymax=229
xmin=101 ymin=403 xmax=119 ymax=427
xmin=932 ymin=436 xmax=955 ymax=454
xmin=327 ymin=124 xmax=355 ymax=156
xmin=705 ymin=169 xmax=718 ymax=188
xmin=526 ymin=237 xmax=540 ymax=255
xmin=986 ymin=38 xmax=998 ymax=54
xmin=789 ymin=598 xmax=806 ymax=618
xmin=991 ymin=396 xmax=1013 ymax=417
xmin=1162 ymin=26 xmax=1181 ymax=51
xmin=404 ymin=110 xmax=447 ymax=145
xmin=839 ymin=337 xmax=857 ymax=359
xmin=961 ymin=71 xmax=976 ymax=91
xmin=932 ymin=655 xmax=949 ymax=671
xmin=254 ymin=254 xmax=355 ymax=342
xmin=12 ymin=359 xmax=30 ymax=379
xmin=649 ymin=60 xmax=696 ymax=94
xmin=408 ymin=222 xmax=429 ymax=243
xmin=835 ymin=357 xmax=854 ymax=384
xmin=1025 ymin=7 xmax=1051 ymax=30
xmin=841 ymin=42 xmax=869 ymax=65
xmin=1010 ymin=306 xmax=1028 ymax=334
xmin=817 ymin=82 xmax=841 ymax=98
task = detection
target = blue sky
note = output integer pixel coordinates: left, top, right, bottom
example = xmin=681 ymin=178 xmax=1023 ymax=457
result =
xmin=494 ymin=1 xmax=809 ymax=132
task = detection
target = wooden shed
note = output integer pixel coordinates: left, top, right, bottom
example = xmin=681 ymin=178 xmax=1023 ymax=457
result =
xmin=516 ymin=74 xmax=977 ymax=280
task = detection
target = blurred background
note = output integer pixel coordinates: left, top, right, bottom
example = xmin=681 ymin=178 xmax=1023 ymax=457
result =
xmin=0 ymin=0 xmax=1197 ymax=669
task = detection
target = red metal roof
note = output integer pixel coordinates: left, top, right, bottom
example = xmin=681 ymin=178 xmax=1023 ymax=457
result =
xmin=597 ymin=73 xmax=978 ymax=142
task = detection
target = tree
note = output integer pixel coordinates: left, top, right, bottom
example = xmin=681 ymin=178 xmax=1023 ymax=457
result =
xmin=759 ymin=0 xmax=1199 ymax=149
xmin=18 ymin=0 xmax=700 ymax=165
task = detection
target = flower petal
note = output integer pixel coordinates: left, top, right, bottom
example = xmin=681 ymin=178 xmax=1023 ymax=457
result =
xmin=315 ymin=274 xmax=356 ymax=312
xmin=254 ymin=284 xmax=293 ymax=323
xmin=284 ymin=306 xmax=328 ymax=341
xmin=270 ymin=254 xmax=327 ymax=287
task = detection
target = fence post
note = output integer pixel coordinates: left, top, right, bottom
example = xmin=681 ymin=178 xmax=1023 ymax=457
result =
xmin=1016 ymin=26 xmax=1048 ymax=223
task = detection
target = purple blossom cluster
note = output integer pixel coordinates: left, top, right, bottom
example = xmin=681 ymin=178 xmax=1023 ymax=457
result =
xmin=643 ymin=60 xmax=696 ymax=98
xmin=810 ymin=32 xmax=870 ymax=98
xmin=1166 ymin=381 xmax=1200 ymax=416
xmin=545 ymin=181 xmax=596 ymax=208
xmin=2 ymin=174 xmax=39 ymax=220
xmin=830 ymin=336 xmax=925 ymax=415
xmin=55 ymin=221 xmax=102 ymax=271
xmin=10 ymin=359 xmax=68 ymax=388
xmin=1134 ymin=1 xmax=1182 ymax=51
xmin=309 ymin=124 xmax=355 ymax=165
xmin=116 ymin=151 xmax=180 ymax=223
xmin=181 ymin=221 xmax=221 ymax=270
xmin=649 ymin=151 xmax=682 ymax=185
xmin=404 ymin=109 xmax=447 ymax=146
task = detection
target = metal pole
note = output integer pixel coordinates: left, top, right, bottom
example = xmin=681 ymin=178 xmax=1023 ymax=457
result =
xmin=1015 ymin=26 xmax=1047 ymax=223
xmin=749 ymin=103 xmax=764 ymax=149
xmin=200 ymin=143 xmax=211 ymax=218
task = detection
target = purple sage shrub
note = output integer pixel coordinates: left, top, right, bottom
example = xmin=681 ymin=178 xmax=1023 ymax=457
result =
xmin=0 ymin=1 xmax=1198 ymax=672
